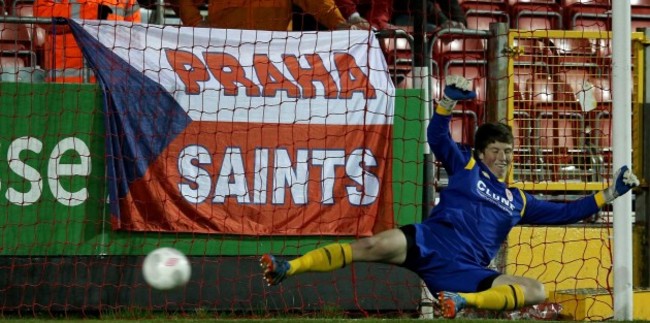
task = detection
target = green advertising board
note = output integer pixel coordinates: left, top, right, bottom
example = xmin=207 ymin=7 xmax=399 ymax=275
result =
xmin=0 ymin=83 xmax=106 ymax=255
xmin=0 ymin=84 xmax=424 ymax=256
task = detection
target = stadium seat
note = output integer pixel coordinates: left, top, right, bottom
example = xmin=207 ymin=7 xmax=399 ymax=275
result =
xmin=592 ymin=38 xmax=612 ymax=61
xmin=382 ymin=34 xmax=412 ymax=67
xmin=443 ymin=60 xmax=484 ymax=79
xmin=0 ymin=54 xmax=44 ymax=83
xmin=535 ymin=110 xmax=588 ymax=181
xmin=0 ymin=22 xmax=37 ymax=66
xmin=591 ymin=110 xmax=611 ymax=153
xmin=11 ymin=1 xmax=46 ymax=49
xmin=632 ymin=0 xmax=650 ymax=6
xmin=462 ymin=1 xmax=510 ymax=30
xmin=555 ymin=68 xmax=594 ymax=105
xmin=631 ymin=0 xmax=650 ymax=28
xmin=381 ymin=34 xmax=414 ymax=88
xmin=459 ymin=0 xmax=508 ymax=11
xmin=509 ymin=0 xmax=562 ymax=30
xmin=450 ymin=110 xmax=478 ymax=146
xmin=431 ymin=34 xmax=486 ymax=56
xmin=512 ymin=64 xmax=533 ymax=101
xmin=524 ymin=74 xmax=591 ymax=182
xmin=562 ymin=0 xmax=611 ymax=31
xmin=511 ymin=37 xmax=553 ymax=66
xmin=431 ymin=34 xmax=486 ymax=70
xmin=512 ymin=61 xmax=549 ymax=102
xmin=576 ymin=74 xmax=615 ymax=180
xmin=510 ymin=38 xmax=554 ymax=99
xmin=0 ymin=22 xmax=31 ymax=50
xmin=550 ymin=38 xmax=598 ymax=67
xmin=556 ymin=69 xmax=612 ymax=112
xmin=466 ymin=12 xmax=509 ymax=31
xmin=511 ymin=110 xmax=542 ymax=182
xmin=0 ymin=55 xmax=26 ymax=69
xmin=588 ymin=109 xmax=612 ymax=179
xmin=589 ymin=75 xmax=612 ymax=105
xmin=632 ymin=17 xmax=650 ymax=30
xmin=522 ymin=73 xmax=555 ymax=111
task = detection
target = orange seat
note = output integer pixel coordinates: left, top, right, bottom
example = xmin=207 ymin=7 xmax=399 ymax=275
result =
xmin=0 ymin=22 xmax=36 ymax=66
xmin=632 ymin=17 xmax=650 ymax=30
xmin=0 ymin=22 xmax=31 ymax=50
xmin=511 ymin=110 xmax=540 ymax=182
xmin=511 ymin=37 xmax=553 ymax=65
xmin=466 ymin=10 xmax=510 ymax=30
xmin=0 ymin=56 xmax=26 ymax=69
xmin=509 ymin=0 xmax=563 ymax=30
xmin=382 ymin=35 xmax=412 ymax=68
xmin=563 ymin=0 xmax=611 ymax=31
xmin=589 ymin=110 xmax=612 ymax=178
xmin=459 ymin=0 xmax=508 ymax=11
xmin=450 ymin=110 xmax=478 ymax=146
xmin=631 ymin=0 xmax=650 ymax=26
xmin=462 ymin=0 xmax=510 ymax=30
xmin=556 ymin=69 xmax=611 ymax=108
xmin=431 ymin=35 xmax=486 ymax=69
xmin=589 ymin=75 xmax=612 ymax=104
xmin=381 ymin=33 xmax=415 ymax=88
xmin=512 ymin=65 xmax=533 ymax=101
xmin=522 ymin=73 xmax=555 ymax=110
xmin=550 ymin=38 xmax=598 ymax=67
xmin=12 ymin=2 xmax=46 ymax=49
xmin=631 ymin=0 xmax=650 ymax=6
xmin=534 ymin=110 xmax=586 ymax=181
xmin=591 ymin=110 xmax=611 ymax=153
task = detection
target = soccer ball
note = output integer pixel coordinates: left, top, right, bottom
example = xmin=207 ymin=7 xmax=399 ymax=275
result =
xmin=142 ymin=247 xmax=191 ymax=290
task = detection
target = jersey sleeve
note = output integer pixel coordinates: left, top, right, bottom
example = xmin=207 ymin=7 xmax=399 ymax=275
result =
xmin=519 ymin=191 xmax=601 ymax=225
xmin=295 ymin=0 xmax=346 ymax=30
xmin=427 ymin=107 xmax=471 ymax=175
xmin=34 ymin=0 xmax=70 ymax=18
xmin=177 ymin=0 xmax=203 ymax=27
xmin=334 ymin=0 xmax=356 ymax=20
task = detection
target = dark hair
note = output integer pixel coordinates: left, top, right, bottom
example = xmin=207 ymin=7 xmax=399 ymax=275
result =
xmin=473 ymin=122 xmax=514 ymax=158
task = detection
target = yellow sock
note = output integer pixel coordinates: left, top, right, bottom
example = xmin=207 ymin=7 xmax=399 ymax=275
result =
xmin=287 ymin=243 xmax=352 ymax=276
xmin=459 ymin=284 xmax=525 ymax=311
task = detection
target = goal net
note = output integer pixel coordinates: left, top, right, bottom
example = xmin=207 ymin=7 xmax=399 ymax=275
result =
xmin=0 ymin=0 xmax=646 ymax=320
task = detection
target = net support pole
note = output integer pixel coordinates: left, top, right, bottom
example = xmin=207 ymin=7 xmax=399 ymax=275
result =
xmin=611 ymin=1 xmax=634 ymax=320
xmin=410 ymin=0 xmax=435 ymax=319
xmin=643 ymin=28 xmax=650 ymax=288
xmin=411 ymin=0 xmax=432 ymax=232
xmin=486 ymin=22 xmax=509 ymax=123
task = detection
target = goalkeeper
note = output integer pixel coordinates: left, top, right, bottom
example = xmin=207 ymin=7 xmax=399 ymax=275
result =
xmin=261 ymin=75 xmax=639 ymax=318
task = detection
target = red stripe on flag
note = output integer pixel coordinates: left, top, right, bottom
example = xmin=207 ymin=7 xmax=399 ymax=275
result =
xmin=117 ymin=122 xmax=394 ymax=236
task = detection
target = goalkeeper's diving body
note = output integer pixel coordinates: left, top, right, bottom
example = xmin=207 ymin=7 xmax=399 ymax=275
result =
xmin=260 ymin=75 xmax=640 ymax=318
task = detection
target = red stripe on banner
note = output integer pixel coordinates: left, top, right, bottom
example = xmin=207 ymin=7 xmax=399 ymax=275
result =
xmin=117 ymin=121 xmax=394 ymax=236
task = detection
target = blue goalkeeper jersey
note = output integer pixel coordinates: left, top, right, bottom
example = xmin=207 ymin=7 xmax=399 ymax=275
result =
xmin=419 ymin=111 xmax=604 ymax=270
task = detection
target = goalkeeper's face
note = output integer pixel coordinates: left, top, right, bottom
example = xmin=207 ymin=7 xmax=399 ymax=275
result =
xmin=478 ymin=141 xmax=513 ymax=179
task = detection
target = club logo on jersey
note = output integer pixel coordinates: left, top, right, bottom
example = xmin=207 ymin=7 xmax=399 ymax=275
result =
xmin=506 ymin=189 xmax=513 ymax=202
xmin=477 ymin=180 xmax=515 ymax=212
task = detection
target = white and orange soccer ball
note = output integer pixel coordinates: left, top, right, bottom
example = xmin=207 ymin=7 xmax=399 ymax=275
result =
xmin=142 ymin=247 xmax=191 ymax=290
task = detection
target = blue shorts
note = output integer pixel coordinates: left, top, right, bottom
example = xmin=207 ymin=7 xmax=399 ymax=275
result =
xmin=399 ymin=224 xmax=500 ymax=293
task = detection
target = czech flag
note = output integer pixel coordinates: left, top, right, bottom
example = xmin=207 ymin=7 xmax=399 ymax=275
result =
xmin=69 ymin=19 xmax=395 ymax=236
